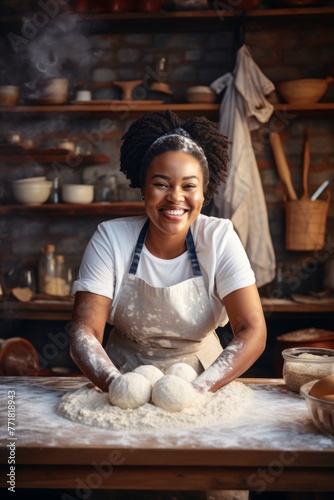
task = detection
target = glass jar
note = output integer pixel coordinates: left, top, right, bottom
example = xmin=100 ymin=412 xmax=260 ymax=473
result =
xmin=38 ymin=244 xmax=57 ymax=295
xmin=94 ymin=174 xmax=118 ymax=202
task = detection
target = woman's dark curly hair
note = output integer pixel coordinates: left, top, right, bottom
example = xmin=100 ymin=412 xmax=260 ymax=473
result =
xmin=120 ymin=110 xmax=229 ymax=205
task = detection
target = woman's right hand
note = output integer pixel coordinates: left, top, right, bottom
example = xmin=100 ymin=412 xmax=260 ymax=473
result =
xmin=70 ymin=291 xmax=121 ymax=392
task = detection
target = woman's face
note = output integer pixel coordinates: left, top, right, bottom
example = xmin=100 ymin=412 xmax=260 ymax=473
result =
xmin=142 ymin=150 xmax=204 ymax=238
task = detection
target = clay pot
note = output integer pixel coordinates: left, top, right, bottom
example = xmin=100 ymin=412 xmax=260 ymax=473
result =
xmin=0 ymin=85 xmax=20 ymax=106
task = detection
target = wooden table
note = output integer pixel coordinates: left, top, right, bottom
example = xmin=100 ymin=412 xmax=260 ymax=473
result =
xmin=0 ymin=377 xmax=334 ymax=494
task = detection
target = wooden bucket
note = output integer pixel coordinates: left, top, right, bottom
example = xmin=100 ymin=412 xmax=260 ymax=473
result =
xmin=285 ymin=191 xmax=331 ymax=251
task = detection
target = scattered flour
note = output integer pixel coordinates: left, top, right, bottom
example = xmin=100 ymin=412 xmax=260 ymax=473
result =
xmin=57 ymin=380 xmax=253 ymax=431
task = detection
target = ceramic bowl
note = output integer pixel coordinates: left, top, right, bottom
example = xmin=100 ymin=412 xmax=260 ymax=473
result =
xmin=282 ymin=347 xmax=334 ymax=393
xmin=277 ymin=77 xmax=333 ymax=104
xmin=300 ymin=380 xmax=334 ymax=437
xmin=61 ymin=184 xmax=94 ymax=204
xmin=186 ymin=86 xmax=216 ymax=103
xmin=13 ymin=176 xmax=47 ymax=185
xmin=12 ymin=181 xmax=52 ymax=205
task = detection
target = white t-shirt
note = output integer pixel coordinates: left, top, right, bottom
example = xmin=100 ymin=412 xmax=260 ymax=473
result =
xmin=72 ymin=214 xmax=255 ymax=327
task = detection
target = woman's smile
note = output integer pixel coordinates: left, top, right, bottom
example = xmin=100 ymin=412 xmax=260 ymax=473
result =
xmin=142 ymin=150 xmax=204 ymax=236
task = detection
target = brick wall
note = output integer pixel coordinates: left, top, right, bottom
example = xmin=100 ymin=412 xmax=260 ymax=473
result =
xmin=0 ymin=11 xmax=333 ymax=296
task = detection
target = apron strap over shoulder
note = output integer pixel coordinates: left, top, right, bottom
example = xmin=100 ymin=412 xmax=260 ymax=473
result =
xmin=128 ymin=218 xmax=203 ymax=277
xmin=185 ymin=229 xmax=202 ymax=277
xmin=129 ymin=219 xmax=149 ymax=275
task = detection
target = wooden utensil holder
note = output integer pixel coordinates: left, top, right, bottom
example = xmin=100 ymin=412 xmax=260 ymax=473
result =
xmin=285 ymin=191 xmax=331 ymax=251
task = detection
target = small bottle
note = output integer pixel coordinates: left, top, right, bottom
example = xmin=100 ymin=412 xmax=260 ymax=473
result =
xmin=49 ymin=177 xmax=60 ymax=204
xmin=55 ymin=255 xmax=67 ymax=297
xmin=38 ymin=244 xmax=57 ymax=295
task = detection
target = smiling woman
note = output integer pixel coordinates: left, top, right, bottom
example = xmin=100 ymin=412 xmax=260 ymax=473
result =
xmin=68 ymin=110 xmax=265 ymax=500
xmin=69 ymin=110 xmax=266 ymax=398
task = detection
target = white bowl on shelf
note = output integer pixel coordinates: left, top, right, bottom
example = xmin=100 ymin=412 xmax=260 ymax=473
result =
xmin=61 ymin=184 xmax=94 ymax=204
xmin=12 ymin=181 xmax=52 ymax=205
xmin=13 ymin=176 xmax=47 ymax=185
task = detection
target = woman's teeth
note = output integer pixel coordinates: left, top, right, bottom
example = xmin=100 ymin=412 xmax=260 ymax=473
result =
xmin=162 ymin=209 xmax=185 ymax=216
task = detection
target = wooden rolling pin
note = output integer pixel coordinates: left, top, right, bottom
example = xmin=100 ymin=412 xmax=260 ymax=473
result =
xmin=269 ymin=132 xmax=298 ymax=201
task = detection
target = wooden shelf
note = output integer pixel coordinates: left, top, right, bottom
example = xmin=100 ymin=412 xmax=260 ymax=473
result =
xmin=1 ymin=103 xmax=333 ymax=119
xmin=0 ymin=151 xmax=110 ymax=165
xmin=0 ymin=202 xmax=146 ymax=217
xmin=1 ymin=8 xmax=334 ymax=34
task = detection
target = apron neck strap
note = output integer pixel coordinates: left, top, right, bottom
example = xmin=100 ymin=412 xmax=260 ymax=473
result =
xmin=129 ymin=218 xmax=202 ymax=277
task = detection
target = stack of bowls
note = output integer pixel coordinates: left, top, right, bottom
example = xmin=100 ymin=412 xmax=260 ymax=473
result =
xmin=12 ymin=177 xmax=52 ymax=205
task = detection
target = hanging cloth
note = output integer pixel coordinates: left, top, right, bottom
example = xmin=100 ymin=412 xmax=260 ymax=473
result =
xmin=210 ymin=44 xmax=276 ymax=288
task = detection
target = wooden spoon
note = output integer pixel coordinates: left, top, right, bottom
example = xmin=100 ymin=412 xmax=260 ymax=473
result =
xmin=301 ymin=129 xmax=310 ymax=200
xmin=269 ymin=132 xmax=298 ymax=201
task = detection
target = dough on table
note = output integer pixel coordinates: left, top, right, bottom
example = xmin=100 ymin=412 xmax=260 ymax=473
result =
xmin=152 ymin=374 xmax=196 ymax=412
xmin=165 ymin=362 xmax=198 ymax=382
xmin=108 ymin=372 xmax=152 ymax=409
xmin=132 ymin=364 xmax=164 ymax=386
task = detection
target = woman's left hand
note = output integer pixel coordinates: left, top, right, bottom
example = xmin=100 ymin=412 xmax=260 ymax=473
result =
xmin=192 ymin=284 xmax=266 ymax=393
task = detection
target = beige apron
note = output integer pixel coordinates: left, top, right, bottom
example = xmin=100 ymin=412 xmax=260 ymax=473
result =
xmin=105 ymin=218 xmax=223 ymax=374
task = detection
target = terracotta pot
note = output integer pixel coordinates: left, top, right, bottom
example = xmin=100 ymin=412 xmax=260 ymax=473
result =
xmin=0 ymin=85 xmax=20 ymax=106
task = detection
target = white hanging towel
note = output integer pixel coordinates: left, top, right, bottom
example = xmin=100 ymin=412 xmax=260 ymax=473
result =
xmin=210 ymin=44 xmax=276 ymax=288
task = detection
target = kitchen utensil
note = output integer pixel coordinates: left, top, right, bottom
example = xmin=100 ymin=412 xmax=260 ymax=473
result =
xmin=311 ymin=178 xmax=333 ymax=201
xmin=269 ymin=132 xmax=298 ymax=201
xmin=277 ymin=77 xmax=333 ymax=105
xmin=113 ymin=80 xmax=143 ymax=101
xmin=301 ymin=129 xmax=310 ymax=200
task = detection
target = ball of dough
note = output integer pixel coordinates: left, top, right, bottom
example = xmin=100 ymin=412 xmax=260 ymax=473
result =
xmin=152 ymin=375 xmax=196 ymax=412
xmin=165 ymin=362 xmax=198 ymax=382
xmin=309 ymin=374 xmax=334 ymax=399
xmin=132 ymin=365 xmax=164 ymax=386
xmin=108 ymin=372 xmax=152 ymax=409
